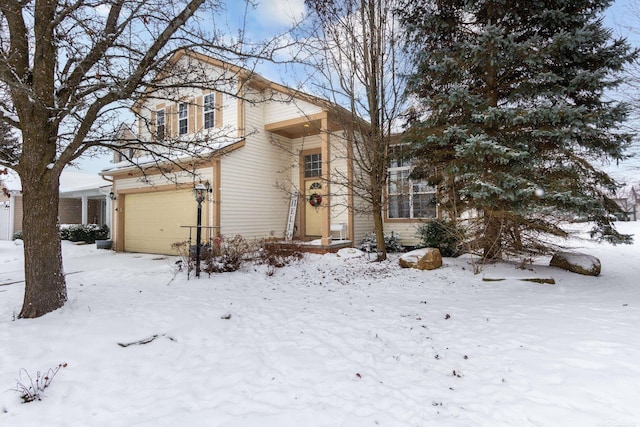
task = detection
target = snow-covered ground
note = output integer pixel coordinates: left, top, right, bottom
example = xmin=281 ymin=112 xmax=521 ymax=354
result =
xmin=1 ymin=223 xmax=639 ymax=426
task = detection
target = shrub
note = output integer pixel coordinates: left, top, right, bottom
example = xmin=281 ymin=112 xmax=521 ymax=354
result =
xmin=14 ymin=225 xmax=109 ymax=243
xmin=204 ymin=235 xmax=254 ymax=273
xmin=258 ymin=241 xmax=304 ymax=275
xmin=415 ymin=219 xmax=464 ymax=257
xmin=359 ymin=231 xmax=403 ymax=253
xmin=173 ymin=235 xmax=258 ymax=276
xmin=60 ymin=224 xmax=109 ymax=243
xmin=13 ymin=362 xmax=67 ymax=403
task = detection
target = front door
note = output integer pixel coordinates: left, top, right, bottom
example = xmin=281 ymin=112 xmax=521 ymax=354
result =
xmin=305 ymin=180 xmax=323 ymax=237
xmin=303 ymin=152 xmax=322 ymax=237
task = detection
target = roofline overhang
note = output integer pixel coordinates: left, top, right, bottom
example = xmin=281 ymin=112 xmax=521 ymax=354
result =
xmin=100 ymin=138 xmax=245 ymax=178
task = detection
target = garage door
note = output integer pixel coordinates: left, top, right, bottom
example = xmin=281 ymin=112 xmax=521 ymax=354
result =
xmin=0 ymin=203 xmax=10 ymax=240
xmin=124 ymin=189 xmax=198 ymax=254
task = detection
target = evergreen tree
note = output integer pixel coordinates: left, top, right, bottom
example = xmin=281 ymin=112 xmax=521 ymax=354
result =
xmin=400 ymin=0 xmax=637 ymax=260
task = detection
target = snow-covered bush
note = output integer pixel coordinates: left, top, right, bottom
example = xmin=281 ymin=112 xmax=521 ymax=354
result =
xmin=60 ymin=224 xmax=109 ymax=243
xmin=258 ymin=241 xmax=304 ymax=275
xmin=359 ymin=232 xmax=403 ymax=253
xmin=204 ymin=235 xmax=254 ymax=273
xmin=173 ymin=235 xmax=258 ymax=276
xmin=14 ymin=224 xmax=109 ymax=243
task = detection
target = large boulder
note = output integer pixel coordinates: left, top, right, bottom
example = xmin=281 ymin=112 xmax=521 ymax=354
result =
xmin=549 ymin=251 xmax=601 ymax=276
xmin=399 ymin=248 xmax=443 ymax=270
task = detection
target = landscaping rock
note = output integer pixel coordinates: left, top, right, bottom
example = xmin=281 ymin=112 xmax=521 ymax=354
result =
xmin=550 ymin=251 xmax=601 ymax=276
xmin=399 ymin=248 xmax=443 ymax=270
xmin=336 ymin=247 xmax=365 ymax=258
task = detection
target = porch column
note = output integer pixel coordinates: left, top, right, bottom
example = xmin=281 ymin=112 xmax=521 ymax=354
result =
xmin=81 ymin=196 xmax=88 ymax=224
xmin=321 ymin=114 xmax=331 ymax=246
xmin=105 ymin=195 xmax=112 ymax=233
xmin=9 ymin=194 xmax=16 ymax=239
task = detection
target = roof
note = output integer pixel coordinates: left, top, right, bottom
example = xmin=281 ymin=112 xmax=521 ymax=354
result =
xmin=100 ymin=137 xmax=245 ymax=175
xmin=0 ymin=168 xmax=109 ymax=195
xmin=133 ymin=49 xmax=352 ymax=118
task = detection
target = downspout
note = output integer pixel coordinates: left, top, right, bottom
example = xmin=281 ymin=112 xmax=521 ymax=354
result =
xmin=100 ymin=175 xmax=115 ymax=239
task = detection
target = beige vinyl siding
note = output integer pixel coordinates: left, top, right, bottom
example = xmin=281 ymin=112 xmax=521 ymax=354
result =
xmin=114 ymin=168 xmax=214 ymax=192
xmin=264 ymin=98 xmax=323 ymax=124
xmin=382 ymin=222 xmax=423 ymax=247
xmin=220 ymin=92 xmax=237 ymax=131
xmin=344 ymin=137 xmax=375 ymax=245
xmin=327 ymin=134 xmax=351 ymax=237
xmin=350 ymin=194 xmax=373 ymax=245
xmin=217 ymin=88 xmax=291 ymax=240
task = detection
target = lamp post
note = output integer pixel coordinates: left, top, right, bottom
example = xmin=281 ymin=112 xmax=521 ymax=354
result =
xmin=193 ymin=183 xmax=207 ymax=278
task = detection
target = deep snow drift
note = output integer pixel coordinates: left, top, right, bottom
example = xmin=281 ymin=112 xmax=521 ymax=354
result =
xmin=1 ymin=222 xmax=639 ymax=426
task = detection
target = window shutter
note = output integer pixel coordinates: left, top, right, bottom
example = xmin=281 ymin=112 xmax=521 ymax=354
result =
xmin=195 ymin=95 xmax=203 ymax=131
xmin=171 ymin=104 xmax=178 ymax=137
xmin=188 ymin=99 xmax=195 ymax=134
xmin=215 ymin=92 xmax=223 ymax=128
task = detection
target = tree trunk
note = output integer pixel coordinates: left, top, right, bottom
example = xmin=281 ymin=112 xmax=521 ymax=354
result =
xmin=372 ymin=188 xmax=387 ymax=261
xmin=483 ymin=214 xmax=502 ymax=261
xmin=19 ymin=171 xmax=66 ymax=318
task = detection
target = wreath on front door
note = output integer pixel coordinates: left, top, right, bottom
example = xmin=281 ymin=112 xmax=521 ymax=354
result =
xmin=308 ymin=193 xmax=322 ymax=207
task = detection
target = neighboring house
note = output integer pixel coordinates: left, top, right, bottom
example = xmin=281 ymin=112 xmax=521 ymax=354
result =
xmin=101 ymin=50 xmax=438 ymax=255
xmin=613 ymin=186 xmax=639 ymax=221
xmin=0 ymin=168 xmax=112 ymax=240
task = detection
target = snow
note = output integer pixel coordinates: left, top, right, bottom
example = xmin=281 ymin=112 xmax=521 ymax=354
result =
xmin=400 ymin=248 xmax=437 ymax=264
xmin=0 ymin=168 xmax=107 ymax=193
xmin=100 ymin=138 xmax=243 ymax=174
xmin=1 ymin=223 xmax=639 ymax=426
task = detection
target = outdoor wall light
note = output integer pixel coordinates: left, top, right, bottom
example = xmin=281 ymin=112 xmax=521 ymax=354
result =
xmin=109 ymin=191 xmax=116 ymax=201
xmin=193 ymin=182 xmax=208 ymax=278
xmin=193 ymin=183 xmax=207 ymax=204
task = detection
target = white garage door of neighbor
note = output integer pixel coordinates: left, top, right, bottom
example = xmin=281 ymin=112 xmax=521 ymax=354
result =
xmin=0 ymin=205 xmax=10 ymax=240
xmin=124 ymin=189 xmax=198 ymax=255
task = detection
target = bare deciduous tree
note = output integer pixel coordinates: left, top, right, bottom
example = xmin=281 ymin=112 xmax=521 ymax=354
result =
xmin=0 ymin=0 xmax=291 ymax=318
xmin=302 ymin=0 xmax=410 ymax=261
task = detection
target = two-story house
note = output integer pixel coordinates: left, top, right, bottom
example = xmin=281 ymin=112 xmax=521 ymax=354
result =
xmin=101 ymin=50 xmax=438 ymax=255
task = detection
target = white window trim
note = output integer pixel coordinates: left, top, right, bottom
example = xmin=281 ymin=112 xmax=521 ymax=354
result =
xmin=156 ymin=108 xmax=165 ymax=140
xmin=178 ymin=102 xmax=188 ymax=135
xmin=203 ymin=93 xmax=216 ymax=129
xmin=387 ymin=163 xmax=437 ymax=220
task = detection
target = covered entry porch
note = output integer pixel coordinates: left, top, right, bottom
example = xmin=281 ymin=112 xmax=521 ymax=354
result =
xmin=265 ymin=110 xmax=356 ymax=247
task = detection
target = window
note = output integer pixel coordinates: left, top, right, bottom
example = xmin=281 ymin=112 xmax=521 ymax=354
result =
xmin=203 ymin=93 xmax=216 ymax=129
xmin=178 ymin=102 xmax=188 ymax=135
xmin=387 ymin=146 xmax=437 ymax=219
xmin=155 ymin=109 xmax=165 ymax=140
xmin=115 ymin=148 xmax=134 ymax=163
xmin=304 ymin=153 xmax=322 ymax=178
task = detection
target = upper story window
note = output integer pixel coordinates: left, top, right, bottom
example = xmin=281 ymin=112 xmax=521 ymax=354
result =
xmin=203 ymin=93 xmax=216 ymax=129
xmin=178 ymin=102 xmax=188 ymax=135
xmin=387 ymin=145 xmax=437 ymax=219
xmin=304 ymin=153 xmax=322 ymax=178
xmin=155 ymin=108 xmax=165 ymax=140
xmin=114 ymin=148 xmax=135 ymax=163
